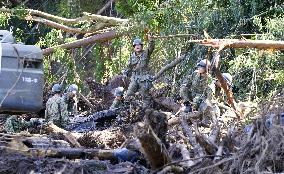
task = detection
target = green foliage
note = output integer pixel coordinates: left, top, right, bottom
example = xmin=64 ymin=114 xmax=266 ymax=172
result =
xmin=0 ymin=0 xmax=283 ymax=101
xmin=228 ymin=14 xmax=284 ymax=101
xmin=0 ymin=12 xmax=10 ymax=27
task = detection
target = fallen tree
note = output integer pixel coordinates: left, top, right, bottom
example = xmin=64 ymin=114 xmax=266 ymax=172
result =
xmin=199 ymin=39 xmax=284 ymax=50
xmin=0 ymin=7 xmax=127 ymax=25
xmin=42 ymin=30 xmax=123 ymax=55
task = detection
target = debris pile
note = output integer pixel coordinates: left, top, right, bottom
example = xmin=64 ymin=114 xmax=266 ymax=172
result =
xmin=0 ymin=89 xmax=283 ymax=174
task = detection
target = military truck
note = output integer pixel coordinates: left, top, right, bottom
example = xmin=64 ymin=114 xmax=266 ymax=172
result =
xmin=0 ymin=30 xmax=44 ymax=113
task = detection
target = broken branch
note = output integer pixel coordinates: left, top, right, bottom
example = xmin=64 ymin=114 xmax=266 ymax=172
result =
xmin=0 ymin=7 xmax=127 ymax=25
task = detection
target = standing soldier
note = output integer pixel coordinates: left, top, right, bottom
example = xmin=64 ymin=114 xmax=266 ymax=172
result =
xmin=45 ymin=84 xmax=69 ymax=128
xmin=63 ymin=84 xmax=79 ymax=116
xmin=110 ymin=87 xmax=125 ymax=109
xmin=179 ymin=59 xmax=214 ymax=126
xmin=122 ymin=35 xmax=155 ymax=108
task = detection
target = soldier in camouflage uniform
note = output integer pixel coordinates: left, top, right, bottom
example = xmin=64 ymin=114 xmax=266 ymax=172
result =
xmin=63 ymin=84 xmax=79 ymax=116
xmin=4 ymin=115 xmax=40 ymax=133
xmin=110 ymin=87 xmax=125 ymax=109
xmin=45 ymin=84 xmax=69 ymax=128
xmin=179 ymin=59 xmax=214 ymax=126
xmin=123 ymin=35 xmax=155 ymax=108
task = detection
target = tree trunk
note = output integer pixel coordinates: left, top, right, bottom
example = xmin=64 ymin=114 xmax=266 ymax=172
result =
xmin=135 ymin=122 xmax=170 ymax=169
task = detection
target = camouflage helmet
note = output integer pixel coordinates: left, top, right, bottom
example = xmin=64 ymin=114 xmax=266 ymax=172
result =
xmin=67 ymin=84 xmax=78 ymax=93
xmin=197 ymin=59 xmax=211 ymax=68
xmin=132 ymin=38 xmax=143 ymax=46
xmin=114 ymin=87 xmax=124 ymax=97
xmin=52 ymin=83 xmax=62 ymax=92
xmin=222 ymin=73 xmax=233 ymax=87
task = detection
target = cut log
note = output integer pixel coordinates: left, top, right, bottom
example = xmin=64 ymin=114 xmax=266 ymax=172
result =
xmin=45 ymin=123 xmax=81 ymax=148
xmin=135 ymin=122 xmax=170 ymax=169
xmin=0 ymin=133 xmax=70 ymax=150
xmin=22 ymin=137 xmax=70 ymax=148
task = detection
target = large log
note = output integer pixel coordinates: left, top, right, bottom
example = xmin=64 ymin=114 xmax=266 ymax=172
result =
xmin=199 ymin=39 xmax=284 ymax=50
xmin=0 ymin=146 xmax=115 ymax=160
xmin=135 ymin=122 xmax=170 ymax=169
xmin=0 ymin=133 xmax=70 ymax=149
xmin=45 ymin=123 xmax=81 ymax=148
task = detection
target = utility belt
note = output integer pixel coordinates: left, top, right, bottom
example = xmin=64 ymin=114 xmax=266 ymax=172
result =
xmin=131 ymin=73 xmax=153 ymax=82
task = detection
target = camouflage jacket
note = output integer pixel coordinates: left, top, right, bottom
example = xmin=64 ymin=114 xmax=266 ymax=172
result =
xmin=4 ymin=115 xmax=32 ymax=133
xmin=45 ymin=94 xmax=69 ymax=128
xmin=125 ymin=40 xmax=155 ymax=80
xmin=62 ymin=93 xmax=78 ymax=115
xmin=183 ymin=70 xmax=213 ymax=105
xmin=110 ymin=98 xmax=124 ymax=109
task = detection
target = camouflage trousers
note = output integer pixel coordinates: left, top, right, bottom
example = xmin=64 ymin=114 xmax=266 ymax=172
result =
xmin=124 ymin=76 xmax=152 ymax=107
xmin=198 ymin=101 xmax=220 ymax=127
xmin=179 ymin=85 xmax=192 ymax=102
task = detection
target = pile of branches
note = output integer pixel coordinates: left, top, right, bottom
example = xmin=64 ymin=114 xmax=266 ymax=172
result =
xmin=150 ymin=96 xmax=284 ymax=174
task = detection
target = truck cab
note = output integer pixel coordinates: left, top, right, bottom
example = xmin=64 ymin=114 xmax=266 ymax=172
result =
xmin=0 ymin=30 xmax=43 ymax=113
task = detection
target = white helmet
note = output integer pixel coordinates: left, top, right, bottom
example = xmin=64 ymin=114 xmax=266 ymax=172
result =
xmin=222 ymin=73 xmax=233 ymax=87
xmin=197 ymin=59 xmax=211 ymax=68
